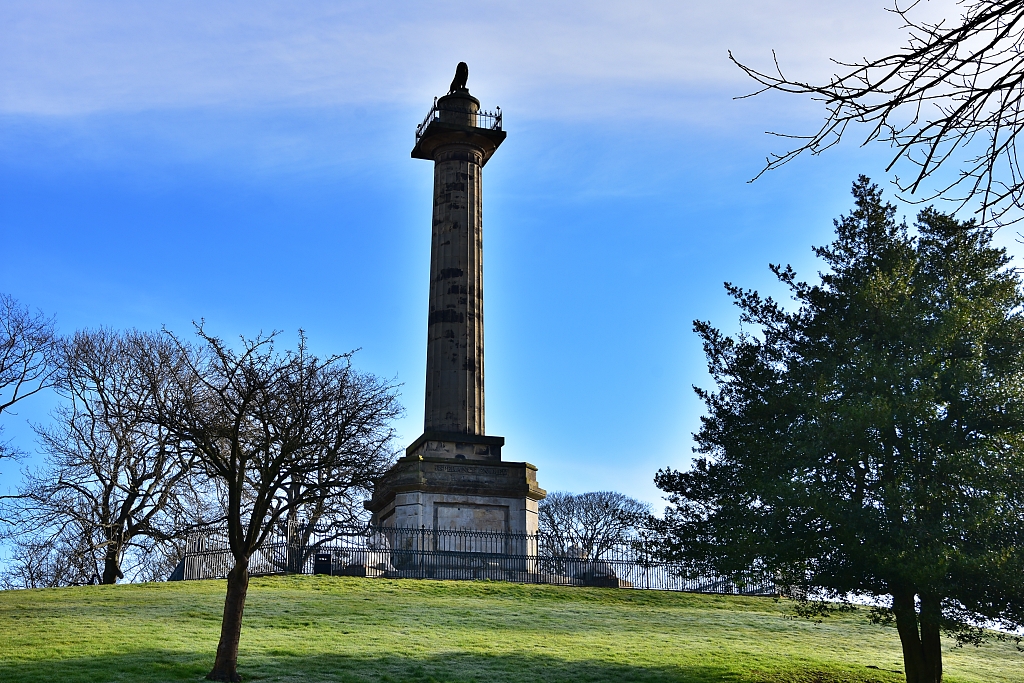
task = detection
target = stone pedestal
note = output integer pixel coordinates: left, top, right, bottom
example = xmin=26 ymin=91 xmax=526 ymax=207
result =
xmin=366 ymin=432 xmax=545 ymax=534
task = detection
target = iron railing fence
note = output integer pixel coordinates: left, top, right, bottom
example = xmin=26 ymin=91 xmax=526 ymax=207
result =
xmin=416 ymin=97 xmax=502 ymax=141
xmin=179 ymin=523 xmax=775 ymax=596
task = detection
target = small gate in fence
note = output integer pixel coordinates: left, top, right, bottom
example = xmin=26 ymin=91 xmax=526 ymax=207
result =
xmin=177 ymin=523 xmax=775 ymax=595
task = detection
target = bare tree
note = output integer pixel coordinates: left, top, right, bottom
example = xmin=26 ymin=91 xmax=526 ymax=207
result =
xmin=277 ymin=463 xmax=385 ymax=575
xmin=155 ymin=326 xmax=401 ymax=682
xmin=2 ymin=329 xmax=212 ymax=586
xmin=538 ymin=491 xmax=651 ymax=560
xmin=0 ymin=293 xmax=56 ymax=466
xmin=734 ymin=1 xmax=1024 ymax=224
xmin=0 ymin=529 xmax=100 ymax=589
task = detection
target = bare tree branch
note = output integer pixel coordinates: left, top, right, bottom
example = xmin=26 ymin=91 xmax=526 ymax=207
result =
xmin=734 ymin=0 xmax=1024 ymax=225
xmin=0 ymin=293 xmax=56 ymax=465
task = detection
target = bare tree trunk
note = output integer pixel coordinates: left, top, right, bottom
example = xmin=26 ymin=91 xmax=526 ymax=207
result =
xmin=286 ymin=512 xmax=301 ymax=574
xmin=100 ymin=544 xmax=123 ymax=585
xmin=207 ymin=559 xmax=250 ymax=682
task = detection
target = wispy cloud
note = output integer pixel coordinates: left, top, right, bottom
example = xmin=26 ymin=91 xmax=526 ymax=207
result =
xmin=1 ymin=0 xmax=946 ymax=121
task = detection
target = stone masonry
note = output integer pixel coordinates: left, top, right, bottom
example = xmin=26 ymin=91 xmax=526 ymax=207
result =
xmin=366 ymin=66 xmax=546 ymax=536
xmin=420 ymin=90 xmax=491 ymax=434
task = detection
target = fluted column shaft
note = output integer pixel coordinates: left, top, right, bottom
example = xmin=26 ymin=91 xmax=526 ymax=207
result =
xmin=423 ymin=143 xmax=485 ymax=434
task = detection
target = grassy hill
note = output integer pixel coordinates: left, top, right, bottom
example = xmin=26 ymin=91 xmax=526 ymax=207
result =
xmin=0 ymin=576 xmax=1019 ymax=683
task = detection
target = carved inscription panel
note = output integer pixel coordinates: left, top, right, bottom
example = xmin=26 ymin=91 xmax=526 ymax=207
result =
xmin=429 ymin=462 xmax=510 ymax=486
xmin=434 ymin=503 xmax=509 ymax=533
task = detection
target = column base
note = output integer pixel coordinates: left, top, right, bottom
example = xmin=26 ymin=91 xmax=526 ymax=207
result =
xmin=365 ymin=435 xmax=546 ymax=535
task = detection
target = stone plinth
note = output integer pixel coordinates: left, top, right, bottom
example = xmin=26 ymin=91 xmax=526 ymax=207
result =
xmin=366 ymin=437 xmax=546 ymax=534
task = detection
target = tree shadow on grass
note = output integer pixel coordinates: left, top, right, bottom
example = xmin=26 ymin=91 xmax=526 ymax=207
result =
xmin=272 ymin=651 xmax=747 ymax=683
xmin=0 ymin=649 xmax=905 ymax=683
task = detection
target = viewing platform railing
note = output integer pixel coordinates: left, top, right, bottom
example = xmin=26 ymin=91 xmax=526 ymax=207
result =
xmin=176 ymin=523 xmax=775 ymax=596
xmin=416 ymin=98 xmax=502 ymax=142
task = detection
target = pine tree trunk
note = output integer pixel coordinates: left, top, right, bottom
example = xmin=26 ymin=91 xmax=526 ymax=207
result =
xmin=892 ymin=589 xmax=927 ymax=683
xmin=207 ymin=559 xmax=250 ymax=682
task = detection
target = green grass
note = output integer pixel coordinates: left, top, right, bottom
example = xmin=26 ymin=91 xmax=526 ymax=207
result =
xmin=0 ymin=577 xmax=1020 ymax=683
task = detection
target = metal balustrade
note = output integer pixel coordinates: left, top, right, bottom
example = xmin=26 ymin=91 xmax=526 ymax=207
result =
xmin=178 ymin=523 xmax=775 ymax=596
xmin=415 ymin=97 xmax=502 ymax=142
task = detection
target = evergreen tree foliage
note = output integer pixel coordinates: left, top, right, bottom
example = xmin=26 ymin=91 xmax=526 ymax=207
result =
xmin=655 ymin=177 xmax=1024 ymax=683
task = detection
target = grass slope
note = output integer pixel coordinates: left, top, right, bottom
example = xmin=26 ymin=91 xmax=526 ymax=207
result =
xmin=0 ymin=577 xmax=1020 ymax=683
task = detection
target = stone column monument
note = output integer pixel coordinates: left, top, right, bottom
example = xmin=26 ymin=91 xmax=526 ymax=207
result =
xmin=366 ymin=64 xmax=546 ymax=536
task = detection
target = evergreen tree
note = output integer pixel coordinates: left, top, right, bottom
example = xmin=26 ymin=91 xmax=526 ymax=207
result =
xmin=656 ymin=177 xmax=1024 ymax=683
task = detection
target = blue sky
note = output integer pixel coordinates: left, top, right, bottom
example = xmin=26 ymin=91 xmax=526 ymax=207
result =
xmin=1 ymin=0 xmax=1009 ymax=509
